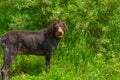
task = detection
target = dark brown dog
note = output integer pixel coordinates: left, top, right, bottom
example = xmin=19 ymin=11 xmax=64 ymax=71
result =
xmin=0 ymin=20 xmax=68 ymax=80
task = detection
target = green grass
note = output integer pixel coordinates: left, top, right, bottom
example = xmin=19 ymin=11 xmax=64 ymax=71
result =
xmin=0 ymin=40 xmax=120 ymax=80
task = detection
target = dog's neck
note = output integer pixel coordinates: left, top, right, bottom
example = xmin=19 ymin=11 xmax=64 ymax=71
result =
xmin=45 ymin=27 xmax=61 ymax=47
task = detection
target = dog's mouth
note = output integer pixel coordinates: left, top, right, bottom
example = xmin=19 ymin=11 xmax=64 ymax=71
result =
xmin=55 ymin=32 xmax=64 ymax=39
xmin=58 ymin=35 xmax=64 ymax=38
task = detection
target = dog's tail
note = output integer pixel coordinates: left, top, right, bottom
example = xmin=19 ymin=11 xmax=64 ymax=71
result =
xmin=0 ymin=37 xmax=2 ymax=45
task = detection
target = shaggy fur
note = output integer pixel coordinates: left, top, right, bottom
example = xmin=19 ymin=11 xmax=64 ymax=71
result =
xmin=0 ymin=20 xmax=68 ymax=80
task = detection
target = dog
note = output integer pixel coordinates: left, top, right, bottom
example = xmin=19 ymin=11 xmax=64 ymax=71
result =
xmin=0 ymin=20 xmax=68 ymax=80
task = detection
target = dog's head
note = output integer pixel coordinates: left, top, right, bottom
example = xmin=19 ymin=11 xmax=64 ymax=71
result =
xmin=52 ymin=20 xmax=68 ymax=39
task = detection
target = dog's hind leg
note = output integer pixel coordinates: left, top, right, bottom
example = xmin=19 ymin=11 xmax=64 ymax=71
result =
xmin=1 ymin=44 xmax=18 ymax=80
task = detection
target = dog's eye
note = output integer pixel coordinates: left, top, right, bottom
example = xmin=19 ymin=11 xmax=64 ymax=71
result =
xmin=60 ymin=26 xmax=64 ymax=28
xmin=54 ymin=26 xmax=58 ymax=30
xmin=55 ymin=24 xmax=58 ymax=27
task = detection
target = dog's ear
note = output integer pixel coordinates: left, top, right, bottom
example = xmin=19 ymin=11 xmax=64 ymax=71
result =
xmin=63 ymin=22 xmax=68 ymax=32
xmin=49 ymin=20 xmax=57 ymax=36
xmin=56 ymin=20 xmax=60 ymax=23
xmin=52 ymin=20 xmax=59 ymax=27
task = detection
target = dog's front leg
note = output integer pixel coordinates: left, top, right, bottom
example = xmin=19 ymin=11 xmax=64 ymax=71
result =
xmin=45 ymin=52 xmax=52 ymax=72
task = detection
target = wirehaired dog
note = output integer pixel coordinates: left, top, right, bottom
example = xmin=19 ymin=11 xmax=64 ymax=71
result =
xmin=0 ymin=20 xmax=68 ymax=80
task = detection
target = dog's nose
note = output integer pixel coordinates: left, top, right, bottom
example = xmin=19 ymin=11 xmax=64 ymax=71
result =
xmin=58 ymin=32 xmax=62 ymax=35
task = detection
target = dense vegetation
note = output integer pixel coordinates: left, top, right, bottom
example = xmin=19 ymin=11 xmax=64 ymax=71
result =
xmin=0 ymin=0 xmax=120 ymax=80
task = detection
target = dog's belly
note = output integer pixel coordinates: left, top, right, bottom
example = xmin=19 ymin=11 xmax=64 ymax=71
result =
xmin=18 ymin=47 xmax=46 ymax=56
